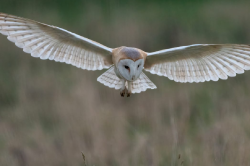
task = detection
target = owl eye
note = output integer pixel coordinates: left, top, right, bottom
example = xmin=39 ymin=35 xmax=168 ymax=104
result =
xmin=124 ymin=65 xmax=129 ymax=69
xmin=138 ymin=64 xmax=140 ymax=68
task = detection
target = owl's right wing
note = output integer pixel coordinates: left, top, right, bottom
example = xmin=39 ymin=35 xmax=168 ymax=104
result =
xmin=0 ymin=13 xmax=113 ymax=70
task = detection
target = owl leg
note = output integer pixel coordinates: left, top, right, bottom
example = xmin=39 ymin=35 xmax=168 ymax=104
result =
xmin=120 ymin=79 xmax=126 ymax=97
xmin=127 ymin=82 xmax=132 ymax=97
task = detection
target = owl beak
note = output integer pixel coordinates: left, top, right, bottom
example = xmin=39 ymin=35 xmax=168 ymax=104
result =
xmin=132 ymin=75 xmax=135 ymax=80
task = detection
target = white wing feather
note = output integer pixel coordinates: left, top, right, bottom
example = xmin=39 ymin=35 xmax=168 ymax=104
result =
xmin=0 ymin=13 xmax=113 ymax=70
xmin=145 ymin=44 xmax=250 ymax=83
xmin=97 ymin=66 xmax=124 ymax=90
xmin=128 ymin=72 xmax=156 ymax=93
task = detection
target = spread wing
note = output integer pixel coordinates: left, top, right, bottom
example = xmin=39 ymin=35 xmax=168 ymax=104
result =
xmin=0 ymin=13 xmax=113 ymax=70
xmin=144 ymin=44 xmax=250 ymax=83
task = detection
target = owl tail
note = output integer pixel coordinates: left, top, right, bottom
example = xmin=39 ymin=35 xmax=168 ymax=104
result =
xmin=97 ymin=66 xmax=157 ymax=93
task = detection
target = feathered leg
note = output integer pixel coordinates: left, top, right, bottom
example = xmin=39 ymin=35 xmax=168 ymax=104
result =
xmin=127 ymin=81 xmax=132 ymax=97
xmin=120 ymin=79 xmax=126 ymax=97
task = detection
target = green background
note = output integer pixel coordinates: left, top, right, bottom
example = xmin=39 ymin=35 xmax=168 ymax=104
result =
xmin=1 ymin=0 xmax=250 ymax=166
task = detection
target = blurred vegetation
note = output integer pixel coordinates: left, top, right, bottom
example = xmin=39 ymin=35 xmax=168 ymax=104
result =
xmin=1 ymin=0 xmax=250 ymax=166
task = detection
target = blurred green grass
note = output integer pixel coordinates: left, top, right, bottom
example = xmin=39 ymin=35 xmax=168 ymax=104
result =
xmin=1 ymin=0 xmax=250 ymax=166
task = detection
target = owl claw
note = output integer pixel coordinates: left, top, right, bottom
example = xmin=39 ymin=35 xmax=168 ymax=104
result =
xmin=120 ymin=88 xmax=131 ymax=97
xmin=120 ymin=91 xmax=125 ymax=97
xmin=127 ymin=92 xmax=131 ymax=97
xmin=120 ymin=88 xmax=126 ymax=97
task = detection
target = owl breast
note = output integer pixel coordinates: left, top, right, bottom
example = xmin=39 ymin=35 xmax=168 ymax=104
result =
xmin=114 ymin=66 xmax=123 ymax=79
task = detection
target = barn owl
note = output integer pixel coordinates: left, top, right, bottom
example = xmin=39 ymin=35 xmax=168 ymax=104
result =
xmin=1 ymin=13 xmax=250 ymax=97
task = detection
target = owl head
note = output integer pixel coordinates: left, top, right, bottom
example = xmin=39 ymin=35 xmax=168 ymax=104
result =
xmin=113 ymin=47 xmax=146 ymax=81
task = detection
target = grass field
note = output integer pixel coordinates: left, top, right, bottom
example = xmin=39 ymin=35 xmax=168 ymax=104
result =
xmin=1 ymin=0 xmax=250 ymax=166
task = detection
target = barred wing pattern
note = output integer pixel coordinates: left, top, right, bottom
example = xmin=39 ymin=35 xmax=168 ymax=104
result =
xmin=97 ymin=66 xmax=124 ymax=90
xmin=0 ymin=13 xmax=113 ymax=70
xmin=144 ymin=44 xmax=250 ymax=83
xmin=128 ymin=72 xmax=156 ymax=93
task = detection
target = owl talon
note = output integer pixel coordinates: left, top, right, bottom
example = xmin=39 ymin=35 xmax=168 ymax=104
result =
xmin=120 ymin=88 xmax=126 ymax=97
xmin=120 ymin=92 xmax=125 ymax=97
xmin=127 ymin=92 xmax=131 ymax=97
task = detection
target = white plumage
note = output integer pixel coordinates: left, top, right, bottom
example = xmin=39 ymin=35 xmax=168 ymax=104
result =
xmin=97 ymin=66 xmax=156 ymax=94
xmin=145 ymin=44 xmax=250 ymax=83
xmin=0 ymin=13 xmax=113 ymax=71
xmin=1 ymin=12 xmax=250 ymax=97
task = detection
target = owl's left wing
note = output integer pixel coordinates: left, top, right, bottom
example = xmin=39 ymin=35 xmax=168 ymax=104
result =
xmin=0 ymin=13 xmax=113 ymax=70
xmin=144 ymin=44 xmax=250 ymax=83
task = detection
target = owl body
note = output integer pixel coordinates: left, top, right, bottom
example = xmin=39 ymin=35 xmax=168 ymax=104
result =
xmin=111 ymin=47 xmax=148 ymax=96
xmin=1 ymin=13 xmax=250 ymax=97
